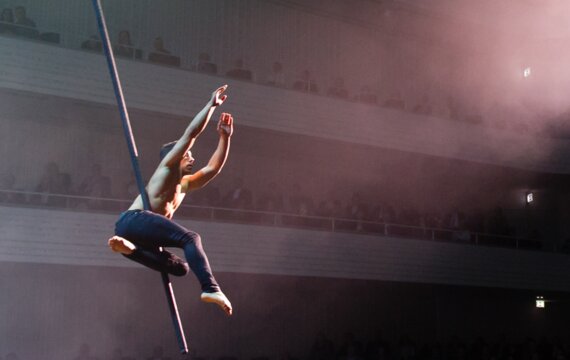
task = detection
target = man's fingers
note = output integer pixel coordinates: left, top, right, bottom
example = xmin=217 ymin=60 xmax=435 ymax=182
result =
xmin=220 ymin=112 xmax=229 ymax=123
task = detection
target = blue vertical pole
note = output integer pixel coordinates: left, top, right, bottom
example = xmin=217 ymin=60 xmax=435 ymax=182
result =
xmin=91 ymin=0 xmax=188 ymax=354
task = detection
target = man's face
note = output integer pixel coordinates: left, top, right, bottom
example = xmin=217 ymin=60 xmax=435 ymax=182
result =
xmin=180 ymin=150 xmax=195 ymax=175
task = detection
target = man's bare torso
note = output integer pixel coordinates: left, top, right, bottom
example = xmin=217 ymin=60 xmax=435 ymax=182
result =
xmin=128 ymin=165 xmax=187 ymax=219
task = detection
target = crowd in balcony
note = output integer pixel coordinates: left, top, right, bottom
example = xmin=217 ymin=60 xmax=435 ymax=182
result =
xmin=0 ymin=157 xmax=534 ymax=249
xmin=0 ymin=3 xmax=525 ymax=134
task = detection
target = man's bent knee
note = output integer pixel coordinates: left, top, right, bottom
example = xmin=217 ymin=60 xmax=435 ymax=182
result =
xmin=182 ymin=230 xmax=202 ymax=246
xmin=170 ymin=261 xmax=190 ymax=277
xmin=162 ymin=251 xmax=190 ymax=277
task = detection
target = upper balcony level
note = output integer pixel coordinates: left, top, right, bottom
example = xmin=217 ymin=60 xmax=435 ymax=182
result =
xmin=2 ymin=35 xmax=570 ymax=174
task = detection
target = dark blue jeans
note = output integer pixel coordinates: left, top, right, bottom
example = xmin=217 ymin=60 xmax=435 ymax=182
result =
xmin=115 ymin=210 xmax=220 ymax=293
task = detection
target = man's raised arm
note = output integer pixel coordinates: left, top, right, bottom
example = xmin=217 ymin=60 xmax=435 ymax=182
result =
xmin=162 ymin=85 xmax=228 ymax=167
xmin=183 ymin=113 xmax=233 ymax=191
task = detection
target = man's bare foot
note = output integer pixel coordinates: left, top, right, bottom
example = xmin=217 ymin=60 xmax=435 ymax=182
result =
xmin=108 ymin=236 xmax=136 ymax=255
xmin=201 ymin=291 xmax=233 ymax=316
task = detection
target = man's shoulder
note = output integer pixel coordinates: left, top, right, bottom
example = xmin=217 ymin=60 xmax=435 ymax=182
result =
xmin=149 ymin=164 xmax=176 ymax=183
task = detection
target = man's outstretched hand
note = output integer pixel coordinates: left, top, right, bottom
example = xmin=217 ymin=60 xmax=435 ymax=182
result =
xmin=211 ymin=85 xmax=228 ymax=107
xmin=217 ymin=112 xmax=234 ymax=137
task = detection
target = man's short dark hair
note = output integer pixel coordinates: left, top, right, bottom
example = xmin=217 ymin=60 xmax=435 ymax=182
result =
xmin=160 ymin=141 xmax=177 ymax=160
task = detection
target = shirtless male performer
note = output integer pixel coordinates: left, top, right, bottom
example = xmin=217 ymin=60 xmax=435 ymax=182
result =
xmin=108 ymin=85 xmax=233 ymax=316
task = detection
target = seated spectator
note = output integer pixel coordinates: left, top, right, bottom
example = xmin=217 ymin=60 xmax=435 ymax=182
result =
xmin=370 ymin=203 xmax=396 ymax=224
xmin=346 ymin=192 xmax=368 ymax=219
xmin=256 ymin=181 xmax=284 ymax=212
xmin=413 ymin=94 xmax=433 ymax=116
xmin=76 ymin=164 xmax=112 ymax=209
xmin=448 ymin=209 xmax=470 ymax=242
xmin=202 ymin=185 xmax=221 ymax=207
xmin=81 ymin=35 xmax=102 ymax=52
xmin=196 ymin=52 xmax=217 ymax=74
xmin=13 ymin=6 xmax=38 ymax=38
xmin=355 ymin=85 xmax=378 ymax=105
xmin=114 ymin=30 xmax=138 ymax=59
xmin=35 ymin=161 xmax=72 ymax=207
xmin=327 ymin=77 xmax=349 ymax=99
xmin=267 ymin=61 xmax=285 ymax=87
xmin=0 ymin=8 xmax=15 ymax=34
xmin=292 ymin=70 xmax=318 ymax=93
xmin=0 ymin=172 xmax=25 ymax=204
xmin=383 ymin=90 xmax=405 ymax=109
xmin=286 ymin=183 xmax=314 ymax=215
xmin=222 ymin=177 xmax=253 ymax=209
xmin=344 ymin=192 xmax=369 ymax=231
xmin=226 ymin=58 xmax=253 ymax=81
xmin=148 ymin=37 xmax=180 ymax=67
xmin=315 ymin=198 xmax=334 ymax=218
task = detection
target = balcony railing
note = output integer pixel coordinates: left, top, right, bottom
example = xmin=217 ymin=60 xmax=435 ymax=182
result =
xmin=0 ymin=189 xmax=543 ymax=252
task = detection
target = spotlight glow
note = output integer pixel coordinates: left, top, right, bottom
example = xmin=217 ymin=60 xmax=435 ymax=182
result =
xmin=523 ymin=67 xmax=532 ymax=78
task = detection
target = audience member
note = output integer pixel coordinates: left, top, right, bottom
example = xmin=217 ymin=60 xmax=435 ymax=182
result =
xmin=345 ymin=192 xmax=369 ymax=231
xmin=383 ymin=90 xmax=405 ymax=110
xmin=293 ymin=70 xmax=318 ymax=93
xmin=76 ymin=164 xmax=112 ymax=209
xmin=196 ymin=52 xmax=217 ymax=74
xmin=327 ymin=77 xmax=349 ymax=99
xmin=148 ymin=36 xmax=180 ymax=67
xmin=267 ymin=61 xmax=285 ymax=87
xmin=226 ymin=58 xmax=253 ymax=81
xmin=286 ymin=183 xmax=314 ymax=215
xmin=355 ymin=85 xmax=378 ymax=105
xmin=114 ymin=30 xmax=135 ymax=58
xmin=222 ymin=177 xmax=253 ymax=209
xmin=448 ymin=209 xmax=470 ymax=242
xmin=203 ymin=185 xmax=222 ymax=207
xmin=0 ymin=172 xmax=24 ymax=204
xmin=13 ymin=6 xmax=38 ymax=38
xmin=315 ymin=198 xmax=335 ymax=218
xmin=35 ymin=161 xmax=72 ymax=207
xmin=256 ymin=181 xmax=284 ymax=212
xmin=346 ymin=192 xmax=368 ymax=219
xmin=0 ymin=8 xmax=15 ymax=34
xmin=81 ymin=35 xmax=102 ymax=52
